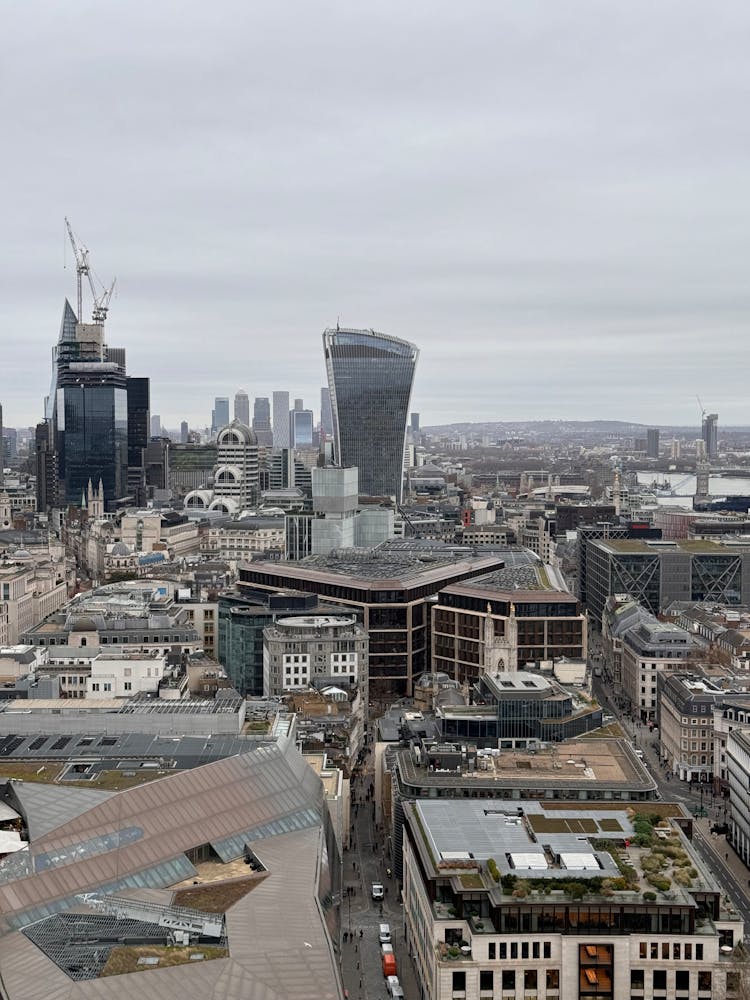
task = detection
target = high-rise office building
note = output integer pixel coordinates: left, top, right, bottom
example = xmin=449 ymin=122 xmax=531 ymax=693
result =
xmin=290 ymin=408 xmax=314 ymax=448
xmin=272 ymin=391 xmax=290 ymax=449
xmin=702 ymin=413 xmax=718 ymax=460
xmin=150 ymin=414 xmax=161 ymax=438
xmin=646 ymin=428 xmax=659 ymax=459
xmin=293 ymin=398 xmax=304 ymax=412
xmin=320 ymin=387 xmax=334 ymax=439
xmin=180 ymin=421 xmax=189 ymax=444
xmin=234 ymin=389 xmax=250 ymax=427
xmin=252 ymin=396 xmax=272 ymax=446
xmin=126 ymin=377 xmax=150 ymax=505
xmin=42 ymin=299 xmax=129 ymax=507
xmin=323 ymin=327 xmax=418 ymax=502
xmin=213 ymin=397 xmax=230 ymax=434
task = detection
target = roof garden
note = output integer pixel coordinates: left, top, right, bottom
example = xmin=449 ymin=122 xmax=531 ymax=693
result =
xmin=409 ymin=801 xmax=721 ymax=913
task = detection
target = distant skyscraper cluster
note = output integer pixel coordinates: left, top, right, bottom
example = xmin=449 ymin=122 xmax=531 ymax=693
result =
xmin=33 ymin=229 xmax=420 ymax=514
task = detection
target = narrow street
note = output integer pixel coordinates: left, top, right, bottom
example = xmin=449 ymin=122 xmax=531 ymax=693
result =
xmin=340 ymin=744 xmax=420 ymax=1000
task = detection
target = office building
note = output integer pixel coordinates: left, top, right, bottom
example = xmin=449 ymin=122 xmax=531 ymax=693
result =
xmin=168 ymin=442 xmax=217 ymax=499
xmin=262 ymin=614 xmax=367 ymax=696
xmin=290 ymin=407 xmax=314 ymax=448
xmin=0 ymin=736 xmax=343 ymax=1000
xmin=272 ymin=390 xmax=290 ymax=449
xmin=323 ymin=327 xmax=418 ymax=502
xmin=234 ymin=388 xmax=250 ymax=426
xmin=702 ymin=412 xmax=719 ymax=460
xmin=150 ymin=413 xmax=161 ymax=437
xmin=43 ymin=299 xmax=130 ymax=507
xmin=410 ymin=412 xmax=420 ymax=436
xmin=402 ymin=798 xmax=740 ymax=1000
xmin=180 ymin=420 xmax=188 ymax=443
xmin=239 ymin=548 xmax=504 ymax=693
xmin=585 ymin=537 xmax=750 ymax=629
xmin=432 ymin=554 xmax=586 ymax=683
xmin=212 ymin=420 xmax=260 ymax=510
xmin=320 ymin=387 xmax=334 ymax=439
xmin=126 ymin=376 xmax=150 ymax=505
xmin=218 ymin=589 xmax=344 ymax=695
xmin=646 ymin=428 xmax=660 ymax=459
xmin=252 ymin=396 xmax=272 ymax=446
xmin=212 ymin=396 xmax=230 ymax=436
xmin=619 ymin=617 xmax=694 ymax=722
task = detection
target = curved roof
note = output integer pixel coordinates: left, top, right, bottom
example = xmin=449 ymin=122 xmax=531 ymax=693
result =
xmin=217 ymin=420 xmax=257 ymax=446
xmin=184 ymin=489 xmax=214 ymax=509
xmin=110 ymin=541 xmax=131 ymax=557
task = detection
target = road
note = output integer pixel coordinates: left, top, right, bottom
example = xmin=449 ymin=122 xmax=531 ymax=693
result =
xmin=340 ymin=743 xmax=421 ymax=1000
xmin=591 ymin=671 xmax=750 ymax=933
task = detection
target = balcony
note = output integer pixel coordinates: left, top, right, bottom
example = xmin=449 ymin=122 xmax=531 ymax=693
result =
xmin=437 ymin=941 xmax=472 ymax=962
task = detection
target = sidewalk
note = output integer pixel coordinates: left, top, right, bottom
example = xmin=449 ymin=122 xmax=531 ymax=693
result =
xmin=694 ymin=815 xmax=749 ymax=886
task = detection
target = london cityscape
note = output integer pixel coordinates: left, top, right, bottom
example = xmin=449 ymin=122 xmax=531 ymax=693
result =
xmin=3 ymin=4 xmax=750 ymax=1000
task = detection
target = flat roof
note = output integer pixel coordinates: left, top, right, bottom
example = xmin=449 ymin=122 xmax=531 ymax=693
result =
xmin=399 ymin=738 xmax=653 ymax=791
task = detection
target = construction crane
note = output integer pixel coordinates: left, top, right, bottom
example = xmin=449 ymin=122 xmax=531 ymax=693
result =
xmin=64 ymin=217 xmax=115 ymax=325
xmin=696 ymin=395 xmax=706 ymax=421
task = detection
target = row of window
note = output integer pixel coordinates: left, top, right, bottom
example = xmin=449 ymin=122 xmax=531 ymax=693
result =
xmin=452 ymin=967 xmax=558 ymax=991
xmin=631 ymin=967 xmax=712 ymax=991
xmin=638 ymin=941 xmax=703 ymax=960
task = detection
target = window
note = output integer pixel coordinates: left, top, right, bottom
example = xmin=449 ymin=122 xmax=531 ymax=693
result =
xmin=521 ymin=942 xmax=529 ymax=959
xmin=452 ymin=970 xmax=465 ymax=993
xmin=639 ymin=943 xmax=647 ymax=959
xmin=103 ymin=682 xmax=112 ymax=692
xmin=650 ymin=943 xmax=658 ymax=959
xmin=546 ymin=969 xmax=559 ymax=989
xmin=631 ymin=969 xmax=644 ymax=989
xmin=92 ymin=683 xmax=100 ymax=692
xmin=524 ymin=970 xmax=537 ymax=990
xmin=673 ymin=943 xmax=680 ymax=959
xmin=510 ymin=942 xmax=518 ymax=959
xmin=662 ymin=942 xmax=669 ymax=959
xmin=653 ymin=969 xmax=666 ymax=990
xmin=499 ymin=943 xmax=507 ymax=960
xmin=543 ymin=941 xmax=551 ymax=959
xmin=684 ymin=943 xmax=692 ymax=960
xmin=479 ymin=970 xmax=493 ymax=991
xmin=696 ymin=944 xmax=703 ymax=961
xmin=124 ymin=682 xmax=132 ymax=691
xmin=501 ymin=970 xmax=515 ymax=990
xmin=698 ymin=970 xmax=711 ymax=992
xmin=488 ymin=943 xmax=495 ymax=960
xmin=675 ymin=970 xmax=689 ymax=991
xmin=532 ymin=941 xmax=539 ymax=959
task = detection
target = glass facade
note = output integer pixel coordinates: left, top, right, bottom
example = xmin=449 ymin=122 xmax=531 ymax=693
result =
xmin=323 ymin=327 xmax=418 ymax=502
xmin=56 ymin=376 xmax=128 ymax=505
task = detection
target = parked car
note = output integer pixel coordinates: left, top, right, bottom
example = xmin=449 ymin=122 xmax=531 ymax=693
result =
xmin=371 ymin=882 xmax=384 ymax=900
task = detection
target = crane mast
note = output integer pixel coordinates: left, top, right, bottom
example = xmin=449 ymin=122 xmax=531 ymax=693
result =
xmin=64 ymin=218 xmax=115 ymax=325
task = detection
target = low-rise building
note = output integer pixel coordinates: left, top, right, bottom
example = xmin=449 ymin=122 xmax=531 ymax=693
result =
xmin=403 ymin=798 xmax=742 ymax=1000
xmin=262 ymin=614 xmax=367 ymax=697
xmin=658 ymin=674 xmax=731 ymax=782
xmin=621 ymin=618 xmax=694 ymax=722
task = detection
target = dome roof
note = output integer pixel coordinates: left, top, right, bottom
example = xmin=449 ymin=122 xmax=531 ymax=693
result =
xmin=12 ymin=549 xmax=31 ymax=560
xmin=111 ymin=541 xmax=131 ymax=556
xmin=218 ymin=420 xmax=257 ymax=446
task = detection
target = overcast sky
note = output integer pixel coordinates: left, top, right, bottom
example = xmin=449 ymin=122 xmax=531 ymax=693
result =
xmin=3 ymin=2 xmax=750 ymax=431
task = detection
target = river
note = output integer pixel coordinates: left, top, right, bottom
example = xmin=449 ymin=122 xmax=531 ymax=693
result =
xmin=634 ymin=471 xmax=750 ymax=510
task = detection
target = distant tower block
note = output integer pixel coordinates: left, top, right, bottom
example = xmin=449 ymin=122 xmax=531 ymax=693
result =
xmin=695 ymin=460 xmax=710 ymax=499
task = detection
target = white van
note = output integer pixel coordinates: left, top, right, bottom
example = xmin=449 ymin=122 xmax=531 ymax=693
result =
xmin=379 ymin=923 xmax=392 ymax=944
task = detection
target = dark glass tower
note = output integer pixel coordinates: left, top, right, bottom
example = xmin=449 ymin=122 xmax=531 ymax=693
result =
xmin=323 ymin=327 xmax=418 ymax=502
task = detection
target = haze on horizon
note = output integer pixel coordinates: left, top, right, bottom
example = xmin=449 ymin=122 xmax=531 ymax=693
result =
xmin=2 ymin=1 xmax=749 ymax=430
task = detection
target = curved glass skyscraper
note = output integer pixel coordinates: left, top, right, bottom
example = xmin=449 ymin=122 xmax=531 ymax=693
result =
xmin=323 ymin=327 xmax=419 ymax=503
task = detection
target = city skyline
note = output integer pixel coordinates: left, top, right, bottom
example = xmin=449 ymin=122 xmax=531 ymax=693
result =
xmin=4 ymin=3 xmax=750 ymax=430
